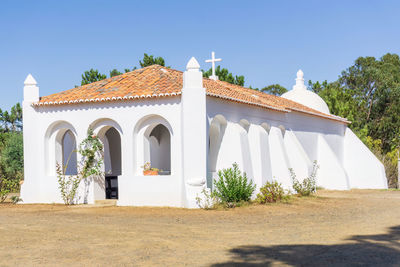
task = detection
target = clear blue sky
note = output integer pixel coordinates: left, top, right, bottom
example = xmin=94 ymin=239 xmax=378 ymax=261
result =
xmin=1 ymin=0 xmax=399 ymax=110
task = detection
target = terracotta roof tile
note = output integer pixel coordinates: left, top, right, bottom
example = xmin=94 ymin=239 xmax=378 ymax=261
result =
xmin=36 ymin=65 xmax=349 ymax=123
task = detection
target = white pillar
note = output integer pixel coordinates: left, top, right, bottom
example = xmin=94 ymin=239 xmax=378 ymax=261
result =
xmin=181 ymin=57 xmax=207 ymax=208
xmin=20 ymin=74 xmax=40 ymax=203
xmin=23 ymin=74 xmax=39 ymax=102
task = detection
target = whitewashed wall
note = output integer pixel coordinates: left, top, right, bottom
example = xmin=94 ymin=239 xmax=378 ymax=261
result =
xmin=206 ymin=96 xmax=387 ymax=192
xmin=21 ymin=97 xmax=185 ymax=207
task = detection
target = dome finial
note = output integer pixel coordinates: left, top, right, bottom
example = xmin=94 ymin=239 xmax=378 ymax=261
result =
xmin=297 ymin=69 xmax=304 ymax=79
xmin=293 ymin=69 xmax=306 ymax=90
xmin=281 ymin=69 xmax=331 ymax=114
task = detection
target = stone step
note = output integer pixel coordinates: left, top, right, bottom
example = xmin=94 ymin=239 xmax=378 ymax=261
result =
xmin=94 ymin=199 xmax=117 ymax=206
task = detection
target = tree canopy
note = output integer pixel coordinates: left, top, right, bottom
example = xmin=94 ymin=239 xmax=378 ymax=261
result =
xmin=81 ymin=69 xmax=107 ymax=86
xmin=310 ymin=53 xmax=400 ymax=153
xmin=0 ymin=103 xmax=22 ymax=132
xmin=139 ymin=53 xmax=166 ymax=68
xmin=203 ymin=66 xmax=245 ymax=86
xmin=261 ymin=84 xmax=288 ymax=96
xmin=109 ymin=69 xmax=122 ymax=77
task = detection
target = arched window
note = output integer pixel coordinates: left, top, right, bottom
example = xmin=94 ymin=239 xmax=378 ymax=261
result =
xmin=147 ymin=124 xmax=171 ymax=174
xmin=134 ymin=115 xmax=173 ymax=176
xmin=103 ymin=127 xmax=122 ymax=176
xmin=45 ymin=121 xmax=77 ymax=176
xmin=62 ymin=130 xmax=77 ymax=175
xmin=208 ymin=115 xmax=227 ymax=186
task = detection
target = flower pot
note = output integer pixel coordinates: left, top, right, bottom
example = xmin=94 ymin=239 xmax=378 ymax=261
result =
xmin=143 ymin=170 xmax=158 ymax=176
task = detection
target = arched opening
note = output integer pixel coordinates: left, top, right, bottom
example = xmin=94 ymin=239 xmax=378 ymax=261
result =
xmin=101 ymin=127 xmax=121 ymax=199
xmin=207 ymin=115 xmax=227 ymax=188
xmin=134 ymin=115 xmax=173 ymax=176
xmin=62 ymin=130 xmax=77 ymax=175
xmin=44 ymin=121 xmax=77 ymax=176
xmin=91 ymin=118 xmax=123 ymax=200
xmin=147 ymin=124 xmax=171 ymax=174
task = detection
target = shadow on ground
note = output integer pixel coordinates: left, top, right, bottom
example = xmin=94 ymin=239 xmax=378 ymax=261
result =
xmin=212 ymin=225 xmax=400 ymax=266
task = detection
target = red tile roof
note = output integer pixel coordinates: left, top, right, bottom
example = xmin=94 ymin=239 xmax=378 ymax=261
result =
xmin=36 ymin=65 xmax=349 ymax=123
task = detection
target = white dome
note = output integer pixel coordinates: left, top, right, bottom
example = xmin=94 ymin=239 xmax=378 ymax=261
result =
xmin=281 ymin=70 xmax=330 ymax=114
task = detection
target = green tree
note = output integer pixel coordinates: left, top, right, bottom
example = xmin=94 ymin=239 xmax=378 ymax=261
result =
xmin=0 ymin=110 xmax=10 ymax=132
xmin=308 ymin=80 xmax=358 ymax=125
xmin=203 ymin=66 xmax=245 ymax=86
xmin=9 ymin=103 xmax=22 ymax=131
xmin=139 ymin=53 xmax=166 ymax=67
xmin=0 ymin=133 xmax=23 ymax=179
xmin=311 ymin=53 xmax=400 ymax=153
xmin=81 ymin=69 xmax=107 ymax=86
xmin=0 ymin=103 xmax=22 ymax=132
xmin=109 ymin=69 xmax=122 ymax=77
xmin=261 ymin=84 xmax=288 ymax=96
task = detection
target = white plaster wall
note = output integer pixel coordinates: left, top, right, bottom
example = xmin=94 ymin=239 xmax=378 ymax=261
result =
xmin=21 ymin=97 xmax=184 ymax=207
xmin=283 ymin=130 xmax=312 ymax=182
xmin=287 ymin=112 xmax=346 ymax=163
xmin=258 ymin=126 xmax=273 ymax=186
xmin=317 ymin=134 xmax=349 ymax=190
xmin=247 ymin=125 xmax=271 ymax=191
xmin=268 ymin=126 xmax=292 ymax=188
xmin=343 ymin=128 xmax=387 ymax=189
xmin=214 ymin=122 xmax=243 ymax=171
xmin=206 ymin=96 xmax=386 ymax=192
xmin=207 ymin=98 xmax=292 ymax=189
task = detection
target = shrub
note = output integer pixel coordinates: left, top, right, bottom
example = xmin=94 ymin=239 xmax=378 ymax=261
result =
xmin=256 ymin=181 xmax=289 ymax=204
xmin=290 ymin=161 xmax=319 ymax=196
xmin=213 ymin=163 xmax=256 ymax=206
xmin=196 ymin=188 xmax=219 ymax=209
xmin=10 ymin=195 xmax=22 ymax=204
xmin=0 ymin=176 xmax=19 ymax=203
xmin=56 ymin=163 xmax=82 ymax=205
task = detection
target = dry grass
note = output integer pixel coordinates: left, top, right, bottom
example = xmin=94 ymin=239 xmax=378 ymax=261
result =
xmin=1 ymin=190 xmax=400 ymax=266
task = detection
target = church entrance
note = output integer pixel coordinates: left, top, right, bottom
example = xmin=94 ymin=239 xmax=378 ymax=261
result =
xmin=103 ymin=127 xmax=122 ymax=200
xmin=105 ymin=176 xmax=118 ymax=199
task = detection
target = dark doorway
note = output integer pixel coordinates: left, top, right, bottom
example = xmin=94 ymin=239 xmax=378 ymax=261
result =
xmin=105 ymin=176 xmax=118 ymax=199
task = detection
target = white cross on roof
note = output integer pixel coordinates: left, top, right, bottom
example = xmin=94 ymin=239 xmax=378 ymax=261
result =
xmin=205 ymin=51 xmax=222 ymax=80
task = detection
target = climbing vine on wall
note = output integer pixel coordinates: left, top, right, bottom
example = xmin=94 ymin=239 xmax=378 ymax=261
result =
xmin=57 ymin=129 xmax=104 ymax=205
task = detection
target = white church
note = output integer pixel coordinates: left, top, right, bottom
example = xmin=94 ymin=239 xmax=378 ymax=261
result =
xmin=20 ymin=53 xmax=388 ymax=208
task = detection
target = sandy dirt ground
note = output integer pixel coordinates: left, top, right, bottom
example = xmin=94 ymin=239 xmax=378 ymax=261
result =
xmin=1 ymin=190 xmax=400 ymax=266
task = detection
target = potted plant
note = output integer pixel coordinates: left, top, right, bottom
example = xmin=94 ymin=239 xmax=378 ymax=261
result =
xmin=141 ymin=162 xmax=159 ymax=176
